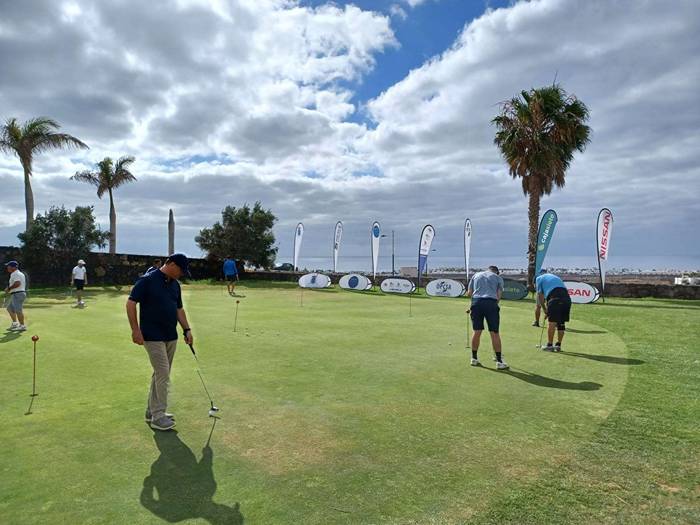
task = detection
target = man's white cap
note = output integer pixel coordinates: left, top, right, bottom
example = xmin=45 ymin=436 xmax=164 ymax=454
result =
xmin=78 ymin=259 xmax=86 ymax=265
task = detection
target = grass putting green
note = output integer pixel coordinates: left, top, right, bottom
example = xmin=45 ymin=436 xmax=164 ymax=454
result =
xmin=0 ymin=282 xmax=698 ymax=524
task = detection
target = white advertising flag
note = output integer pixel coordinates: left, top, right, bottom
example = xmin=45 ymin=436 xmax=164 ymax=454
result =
xmin=596 ymin=208 xmax=613 ymax=298
xmin=293 ymin=222 xmax=304 ymax=271
xmin=371 ymin=221 xmax=381 ymax=280
xmin=333 ymin=221 xmax=343 ymax=273
xmin=417 ymin=224 xmax=435 ymax=288
xmin=464 ymin=218 xmax=472 ymax=283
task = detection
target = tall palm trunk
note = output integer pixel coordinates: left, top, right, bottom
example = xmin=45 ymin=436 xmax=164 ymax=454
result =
xmin=108 ymin=188 xmax=116 ymax=254
xmin=22 ymin=159 xmax=34 ymax=231
xmin=526 ymin=178 xmax=541 ymax=291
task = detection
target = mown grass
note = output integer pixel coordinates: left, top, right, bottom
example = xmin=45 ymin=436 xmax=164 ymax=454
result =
xmin=0 ymin=283 xmax=697 ymax=524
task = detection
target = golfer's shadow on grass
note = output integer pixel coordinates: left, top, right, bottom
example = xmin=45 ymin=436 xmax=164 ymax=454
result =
xmin=561 ymin=352 xmax=644 ymax=365
xmin=484 ymin=367 xmax=602 ymax=391
xmin=0 ymin=330 xmax=22 ymax=344
xmin=141 ymin=429 xmax=244 ymax=525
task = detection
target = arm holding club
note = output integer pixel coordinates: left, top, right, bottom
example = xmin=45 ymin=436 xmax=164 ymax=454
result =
xmin=177 ymin=308 xmax=193 ymax=345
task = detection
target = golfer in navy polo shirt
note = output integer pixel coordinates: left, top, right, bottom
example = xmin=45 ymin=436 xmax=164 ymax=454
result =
xmin=126 ymin=254 xmax=193 ymax=431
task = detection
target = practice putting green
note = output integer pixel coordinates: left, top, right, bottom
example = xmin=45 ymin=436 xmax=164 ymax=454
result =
xmin=0 ymin=283 xmax=697 ymax=524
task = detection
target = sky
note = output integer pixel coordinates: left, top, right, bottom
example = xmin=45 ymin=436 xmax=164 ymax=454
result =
xmin=0 ymin=0 xmax=698 ymax=268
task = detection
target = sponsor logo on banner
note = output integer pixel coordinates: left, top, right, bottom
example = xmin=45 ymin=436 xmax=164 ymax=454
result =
xmin=564 ymin=281 xmax=600 ymax=304
xmin=339 ymin=274 xmax=372 ymax=291
xmin=502 ymin=279 xmax=528 ymax=300
xmin=598 ymin=210 xmax=612 ymax=260
xmin=381 ymin=278 xmax=416 ymax=294
xmin=298 ymin=273 xmax=331 ymax=289
xmin=426 ymin=279 xmax=466 ymax=298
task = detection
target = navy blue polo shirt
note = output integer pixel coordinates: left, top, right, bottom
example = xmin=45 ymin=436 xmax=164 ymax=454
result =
xmin=128 ymin=270 xmax=183 ymax=342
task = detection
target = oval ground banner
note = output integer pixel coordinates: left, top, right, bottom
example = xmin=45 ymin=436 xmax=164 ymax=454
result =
xmin=380 ymin=278 xmax=416 ymax=294
xmin=564 ymin=281 xmax=600 ymax=304
xmin=502 ymin=279 xmax=528 ymax=300
xmin=298 ymin=273 xmax=332 ymax=289
xmin=339 ymin=274 xmax=372 ymax=291
xmin=425 ymin=279 xmax=466 ymax=298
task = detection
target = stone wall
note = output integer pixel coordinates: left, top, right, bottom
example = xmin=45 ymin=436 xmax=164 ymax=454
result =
xmin=0 ymin=246 xmax=223 ymax=286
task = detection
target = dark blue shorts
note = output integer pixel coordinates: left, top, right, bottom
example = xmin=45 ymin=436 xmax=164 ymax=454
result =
xmin=74 ymin=279 xmax=85 ymax=290
xmin=470 ymin=298 xmax=500 ymax=333
xmin=225 ymin=274 xmax=237 ymax=282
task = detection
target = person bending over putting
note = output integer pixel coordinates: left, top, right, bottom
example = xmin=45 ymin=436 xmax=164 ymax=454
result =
xmin=466 ymin=265 xmax=508 ymax=369
xmin=532 ymin=269 xmax=547 ymax=326
xmin=536 ymin=270 xmax=572 ymax=352
xmin=126 ymin=254 xmax=193 ymax=431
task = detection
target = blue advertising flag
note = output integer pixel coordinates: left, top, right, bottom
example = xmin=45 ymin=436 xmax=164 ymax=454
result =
xmin=534 ymin=210 xmax=557 ymax=274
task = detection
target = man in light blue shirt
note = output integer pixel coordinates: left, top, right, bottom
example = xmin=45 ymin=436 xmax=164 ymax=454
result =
xmin=535 ymin=271 xmax=572 ymax=351
xmin=466 ymin=265 xmax=508 ymax=369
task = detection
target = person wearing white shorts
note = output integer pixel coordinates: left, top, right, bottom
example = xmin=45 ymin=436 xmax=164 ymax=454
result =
xmin=4 ymin=260 xmax=27 ymax=331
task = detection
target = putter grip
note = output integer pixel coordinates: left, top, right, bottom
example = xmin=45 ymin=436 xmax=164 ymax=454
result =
xmin=188 ymin=343 xmax=196 ymax=356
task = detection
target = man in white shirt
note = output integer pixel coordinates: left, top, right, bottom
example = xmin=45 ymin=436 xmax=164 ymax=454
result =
xmin=71 ymin=259 xmax=88 ymax=307
xmin=4 ymin=260 xmax=27 ymax=331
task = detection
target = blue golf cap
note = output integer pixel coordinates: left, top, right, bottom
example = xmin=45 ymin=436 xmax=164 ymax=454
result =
xmin=5 ymin=260 xmax=18 ymax=268
xmin=167 ymin=253 xmax=191 ymax=278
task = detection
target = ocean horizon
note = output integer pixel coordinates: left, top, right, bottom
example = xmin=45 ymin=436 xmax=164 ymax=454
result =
xmin=280 ymin=255 xmax=700 ymax=274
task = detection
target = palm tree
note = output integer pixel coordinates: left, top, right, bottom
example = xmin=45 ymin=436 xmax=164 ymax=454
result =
xmin=72 ymin=156 xmax=136 ymax=254
xmin=493 ymin=84 xmax=591 ymax=289
xmin=0 ymin=117 xmax=88 ymax=230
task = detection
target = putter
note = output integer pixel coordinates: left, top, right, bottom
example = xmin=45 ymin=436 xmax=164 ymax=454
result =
xmin=187 ymin=343 xmax=220 ymax=417
xmin=536 ymin=315 xmax=547 ymax=348
xmin=465 ymin=308 xmax=471 ymax=349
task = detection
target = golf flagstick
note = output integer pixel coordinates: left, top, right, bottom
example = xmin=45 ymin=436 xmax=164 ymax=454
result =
xmin=409 ymin=293 xmax=412 ymax=317
xmin=233 ymin=300 xmax=240 ymax=332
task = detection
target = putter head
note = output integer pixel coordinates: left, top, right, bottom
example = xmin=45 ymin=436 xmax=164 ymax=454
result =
xmin=208 ymin=407 xmax=220 ymax=417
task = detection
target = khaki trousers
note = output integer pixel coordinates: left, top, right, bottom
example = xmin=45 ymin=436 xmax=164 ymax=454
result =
xmin=144 ymin=340 xmax=177 ymax=420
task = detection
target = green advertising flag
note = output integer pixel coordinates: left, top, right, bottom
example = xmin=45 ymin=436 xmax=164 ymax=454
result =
xmin=535 ymin=209 xmax=557 ymax=274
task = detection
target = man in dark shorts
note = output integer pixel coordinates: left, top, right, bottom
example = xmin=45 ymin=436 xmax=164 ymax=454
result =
xmin=536 ymin=271 xmax=572 ymax=352
xmin=222 ymin=257 xmax=238 ymax=295
xmin=466 ymin=265 xmax=508 ymax=369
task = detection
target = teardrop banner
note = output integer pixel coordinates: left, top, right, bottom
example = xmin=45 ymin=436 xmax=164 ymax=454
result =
xmin=380 ymin=278 xmax=416 ymax=294
xmin=501 ymin=279 xmax=528 ymax=300
xmin=425 ymin=279 xmax=466 ymax=298
xmin=298 ymin=273 xmax=332 ymax=289
xmin=417 ymin=224 xmax=435 ymax=289
xmin=371 ymin=221 xmax=381 ymax=280
xmin=339 ymin=274 xmax=372 ymax=291
xmin=564 ymin=281 xmax=600 ymax=304
xmin=464 ymin=218 xmax=472 ymax=284
xmin=333 ymin=221 xmax=343 ymax=273
xmin=596 ymin=208 xmax=613 ymax=301
xmin=293 ymin=222 xmax=304 ymax=271
xmin=535 ymin=209 xmax=557 ymax=275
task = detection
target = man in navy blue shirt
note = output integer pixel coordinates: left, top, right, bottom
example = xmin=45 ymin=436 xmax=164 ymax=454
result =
xmin=536 ymin=271 xmax=572 ymax=352
xmin=126 ymin=254 xmax=193 ymax=431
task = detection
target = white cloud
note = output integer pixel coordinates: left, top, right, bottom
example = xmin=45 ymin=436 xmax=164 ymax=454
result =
xmin=0 ymin=0 xmax=699 ymax=267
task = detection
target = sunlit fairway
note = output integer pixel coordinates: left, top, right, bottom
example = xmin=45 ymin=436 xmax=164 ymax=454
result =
xmin=1 ymin=282 xmax=698 ymax=524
